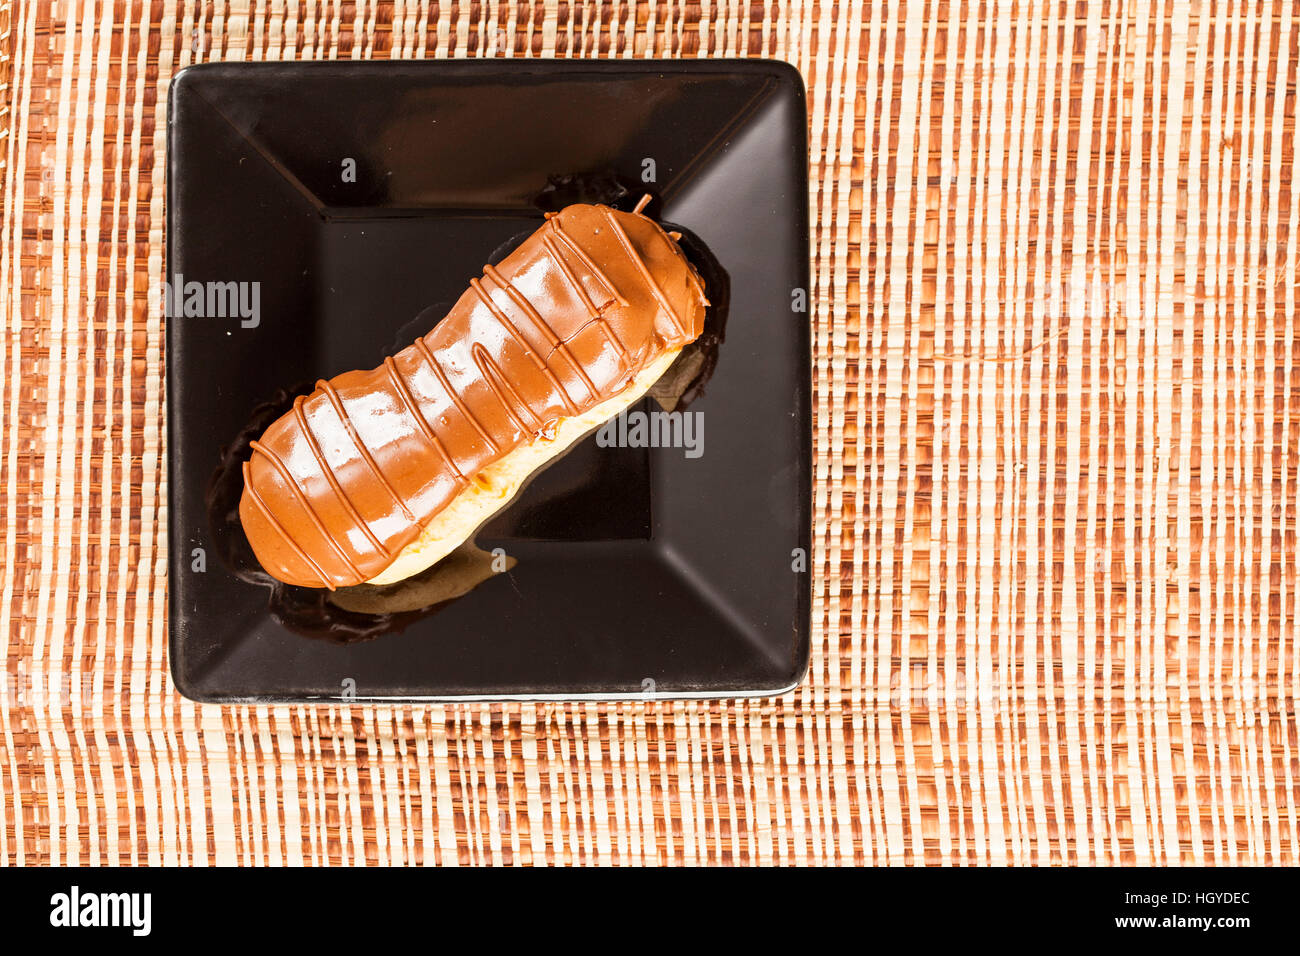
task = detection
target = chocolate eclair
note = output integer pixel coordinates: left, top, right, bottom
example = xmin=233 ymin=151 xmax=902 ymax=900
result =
xmin=239 ymin=199 xmax=709 ymax=589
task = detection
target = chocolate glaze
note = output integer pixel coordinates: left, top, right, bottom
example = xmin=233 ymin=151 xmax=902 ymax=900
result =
xmin=239 ymin=202 xmax=708 ymax=589
xmin=210 ymin=386 xmax=513 ymax=644
xmin=531 ymin=174 xmax=730 ymax=411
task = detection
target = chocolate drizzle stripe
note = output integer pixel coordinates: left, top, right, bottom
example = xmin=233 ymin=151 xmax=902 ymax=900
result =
xmin=242 ymin=459 xmax=332 ymax=589
xmin=382 ymin=356 xmax=469 ymax=484
xmin=542 ymin=235 xmax=600 ymax=317
xmin=481 ymin=264 xmax=600 ymax=402
xmin=589 ymin=313 xmax=631 ymax=371
xmin=600 ymin=207 xmax=688 ymax=339
xmin=317 ymin=379 xmax=417 ymax=523
xmin=543 ymin=222 xmax=632 ymax=365
xmin=250 ymin=439 xmax=363 ymax=581
xmin=293 ymin=395 xmax=391 ymax=558
xmin=548 ymin=217 xmax=629 ymax=307
xmin=470 ymin=278 xmax=580 ymax=415
xmin=539 ymin=235 xmax=633 ymax=372
xmin=471 ymin=343 xmax=543 ymax=432
xmin=412 ymin=335 xmax=501 ymax=454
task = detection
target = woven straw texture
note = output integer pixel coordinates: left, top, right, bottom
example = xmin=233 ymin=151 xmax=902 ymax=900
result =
xmin=2 ymin=0 xmax=1299 ymax=866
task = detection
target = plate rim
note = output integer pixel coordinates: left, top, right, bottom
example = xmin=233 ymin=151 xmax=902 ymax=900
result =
xmin=165 ymin=56 xmax=812 ymax=704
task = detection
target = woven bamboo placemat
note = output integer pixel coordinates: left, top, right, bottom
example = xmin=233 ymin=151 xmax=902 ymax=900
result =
xmin=1 ymin=0 xmax=1297 ymax=866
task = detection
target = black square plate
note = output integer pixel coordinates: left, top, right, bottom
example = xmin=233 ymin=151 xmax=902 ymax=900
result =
xmin=167 ymin=59 xmax=810 ymax=702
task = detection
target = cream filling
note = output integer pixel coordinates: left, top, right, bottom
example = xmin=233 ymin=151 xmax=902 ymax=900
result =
xmin=364 ymin=348 xmax=682 ymax=585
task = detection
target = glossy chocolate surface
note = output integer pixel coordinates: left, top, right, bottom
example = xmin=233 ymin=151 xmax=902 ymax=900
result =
xmin=240 ymin=202 xmax=707 ymax=588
